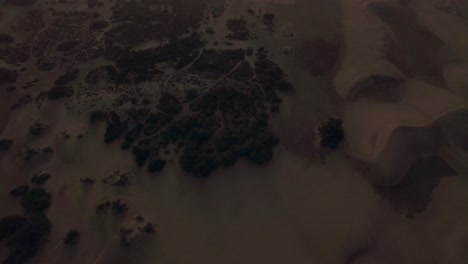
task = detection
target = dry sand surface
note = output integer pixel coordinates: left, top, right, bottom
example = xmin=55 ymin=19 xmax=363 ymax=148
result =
xmin=0 ymin=0 xmax=468 ymax=264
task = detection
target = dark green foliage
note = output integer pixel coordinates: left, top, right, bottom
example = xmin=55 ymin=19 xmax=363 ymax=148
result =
xmin=47 ymin=86 xmax=74 ymax=100
xmin=0 ymin=215 xmax=26 ymax=239
xmin=124 ymin=123 xmax=144 ymax=143
xmin=0 ymin=139 xmax=13 ymax=152
xmin=270 ymin=104 xmax=280 ymax=112
xmin=319 ymin=118 xmax=344 ymax=149
xmin=148 ymin=159 xmax=167 ymax=173
xmin=54 ymin=68 xmax=79 ymax=85
xmin=29 ymin=122 xmax=47 ymax=136
xmin=263 ymin=13 xmax=275 ymax=30
xmin=85 ymin=65 xmax=119 ymax=84
xmin=229 ymin=61 xmax=254 ymax=81
xmin=226 ymin=17 xmax=251 ymax=40
xmin=246 ymin=47 xmax=254 ymax=56
xmin=188 ymin=128 xmax=212 ymax=144
xmin=5 ymin=0 xmax=37 ymax=6
xmin=0 ymin=68 xmax=18 ymax=84
xmin=112 ymin=34 xmax=204 ymax=83
xmin=63 ymin=229 xmax=80 ymax=246
xmin=20 ymin=189 xmax=51 ymax=213
xmin=180 ymin=147 xmax=220 ymax=177
xmin=89 ymin=20 xmax=109 ymax=31
xmin=35 ymin=58 xmax=56 ymax=71
xmin=0 ymin=34 xmax=14 ymax=43
xmin=95 ymin=23 xmax=292 ymax=177
xmin=114 ymin=49 xmax=164 ymax=83
xmin=111 ymin=199 xmax=128 ymax=214
xmin=185 ymin=88 xmax=199 ymax=101
xmin=106 ymin=0 xmax=205 ymax=48
xmin=221 ymin=151 xmax=236 ymax=166
xmin=191 ymin=49 xmax=245 ymax=76
xmin=55 ymin=41 xmax=79 ymax=52
xmin=132 ymin=147 xmax=149 ymax=167
xmin=42 ymin=147 xmax=53 ymax=154
xmin=104 ymin=112 xmax=129 ymax=143
xmin=87 ymin=0 xmax=99 ymax=8
xmin=90 ymin=110 xmax=107 ymax=124
xmin=255 ymin=48 xmax=293 ymax=95
xmin=247 ymin=144 xmax=274 ymax=164
xmin=143 ymin=112 xmax=172 ymax=136
xmin=10 ymin=185 xmax=29 ymax=197
xmin=157 ymin=93 xmax=183 ymax=116
xmin=140 ymin=222 xmax=155 ymax=234
xmin=3 ymin=214 xmax=51 ymax=264
xmin=120 ymin=142 xmax=130 ymax=150
xmin=31 ymin=173 xmax=51 ymax=185
xmin=23 ymin=147 xmax=39 ymax=161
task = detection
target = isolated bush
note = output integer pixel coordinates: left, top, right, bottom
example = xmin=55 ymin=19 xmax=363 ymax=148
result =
xmin=20 ymin=189 xmax=51 ymax=213
xmin=4 ymin=214 xmax=51 ymax=264
xmin=63 ymin=229 xmax=80 ymax=246
xmin=319 ymin=118 xmax=344 ymax=149
xmin=10 ymin=185 xmax=29 ymax=197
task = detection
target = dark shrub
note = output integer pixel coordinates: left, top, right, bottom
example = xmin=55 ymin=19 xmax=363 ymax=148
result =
xmin=4 ymin=214 xmax=51 ymax=264
xmin=47 ymin=86 xmax=74 ymax=100
xmin=55 ymin=41 xmax=79 ymax=52
xmin=0 ymin=139 xmax=13 ymax=152
xmin=29 ymin=122 xmax=47 ymax=136
xmin=0 ymin=33 xmax=14 ymax=43
xmin=89 ymin=111 xmax=107 ymax=124
xmin=319 ymin=118 xmax=344 ymax=149
xmin=148 ymin=159 xmax=167 ymax=173
xmin=54 ymin=68 xmax=79 ymax=85
xmin=31 ymin=173 xmax=51 ymax=185
xmin=221 ymin=151 xmax=237 ymax=166
xmin=63 ymin=229 xmax=80 ymax=246
xmin=20 ymin=189 xmax=51 ymax=213
xmin=10 ymin=185 xmax=29 ymax=197
xmin=104 ymin=112 xmax=129 ymax=143
xmin=0 ymin=68 xmax=18 ymax=84
xmin=111 ymin=200 xmax=128 ymax=214
xmin=0 ymin=215 xmax=26 ymax=239
xmin=247 ymin=144 xmax=274 ymax=164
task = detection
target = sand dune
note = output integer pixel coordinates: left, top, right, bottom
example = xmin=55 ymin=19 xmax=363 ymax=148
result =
xmin=1 ymin=0 xmax=468 ymax=264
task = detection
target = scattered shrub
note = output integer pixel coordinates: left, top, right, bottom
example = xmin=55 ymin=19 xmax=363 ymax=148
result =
xmin=20 ymin=189 xmax=51 ymax=213
xmin=4 ymin=214 xmax=51 ymax=264
xmin=47 ymin=86 xmax=74 ymax=100
xmin=147 ymin=159 xmax=167 ymax=173
xmin=31 ymin=173 xmax=51 ymax=185
xmin=0 ymin=139 xmax=13 ymax=152
xmin=63 ymin=229 xmax=80 ymax=246
xmin=319 ymin=118 xmax=344 ymax=149
xmin=0 ymin=215 xmax=26 ymax=239
xmin=10 ymin=185 xmax=29 ymax=197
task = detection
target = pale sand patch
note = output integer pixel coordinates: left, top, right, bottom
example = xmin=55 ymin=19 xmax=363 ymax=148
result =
xmin=343 ymin=80 xmax=468 ymax=162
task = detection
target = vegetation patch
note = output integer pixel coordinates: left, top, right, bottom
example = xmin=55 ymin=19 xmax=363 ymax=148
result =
xmin=63 ymin=229 xmax=80 ymax=246
xmin=0 ymin=139 xmax=13 ymax=152
xmin=21 ymin=188 xmax=52 ymax=213
xmin=0 ymin=68 xmax=18 ymax=83
xmin=31 ymin=173 xmax=52 ymax=185
xmin=226 ymin=17 xmax=252 ymax=40
xmin=48 ymin=86 xmax=74 ymax=100
xmin=10 ymin=185 xmax=29 ymax=197
xmin=3 ymin=214 xmax=51 ymax=264
xmin=319 ymin=118 xmax=344 ymax=149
